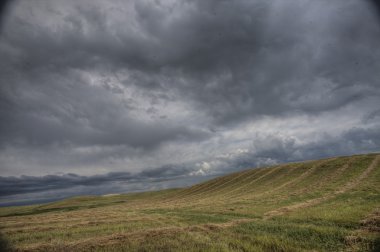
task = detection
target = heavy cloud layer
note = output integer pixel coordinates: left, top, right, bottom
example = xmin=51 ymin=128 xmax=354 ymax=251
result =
xmin=0 ymin=0 xmax=379 ymax=204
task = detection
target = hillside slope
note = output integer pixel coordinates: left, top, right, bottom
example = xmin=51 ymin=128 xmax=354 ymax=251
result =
xmin=0 ymin=153 xmax=379 ymax=251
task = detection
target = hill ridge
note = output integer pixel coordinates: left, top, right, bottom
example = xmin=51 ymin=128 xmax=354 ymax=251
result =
xmin=264 ymin=155 xmax=379 ymax=218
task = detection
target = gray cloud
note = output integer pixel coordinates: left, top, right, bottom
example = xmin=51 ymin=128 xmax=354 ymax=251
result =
xmin=0 ymin=0 xmax=379 ymax=204
xmin=1 ymin=124 xmax=379 ymax=202
xmin=0 ymin=164 xmax=196 ymax=197
xmin=369 ymin=0 xmax=380 ymax=21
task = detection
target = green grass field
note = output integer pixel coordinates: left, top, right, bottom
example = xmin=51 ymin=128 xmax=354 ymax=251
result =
xmin=0 ymin=153 xmax=379 ymax=251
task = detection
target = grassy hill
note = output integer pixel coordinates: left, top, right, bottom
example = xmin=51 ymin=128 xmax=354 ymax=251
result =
xmin=0 ymin=153 xmax=379 ymax=251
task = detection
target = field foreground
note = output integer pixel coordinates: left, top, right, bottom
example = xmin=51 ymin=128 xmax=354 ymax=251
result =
xmin=1 ymin=153 xmax=379 ymax=251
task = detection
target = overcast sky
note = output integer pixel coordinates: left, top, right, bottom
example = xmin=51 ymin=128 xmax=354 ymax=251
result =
xmin=0 ymin=0 xmax=379 ymax=205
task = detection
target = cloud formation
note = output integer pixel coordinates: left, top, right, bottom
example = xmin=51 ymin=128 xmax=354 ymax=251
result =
xmin=0 ymin=0 xmax=379 ymax=204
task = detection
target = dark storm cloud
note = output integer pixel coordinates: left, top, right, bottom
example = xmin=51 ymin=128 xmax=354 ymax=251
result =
xmin=0 ymin=0 xmax=12 ymax=29
xmin=0 ymin=172 xmax=131 ymax=196
xmin=2 ymin=0 xmax=379 ymax=128
xmin=0 ymin=67 xmax=210 ymax=148
xmin=0 ymin=0 xmax=379 ymax=204
xmin=109 ymin=0 xmax=380 ymax=125
xmin=369 ymin=0 xmax=380 ymax=20
xmin=0 ymin=163 xmax=197 ymax=197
